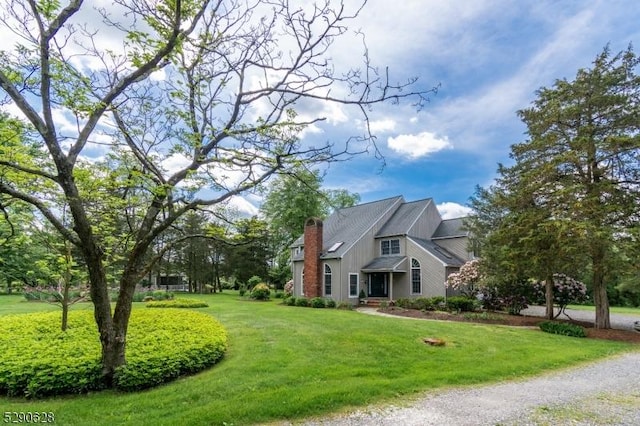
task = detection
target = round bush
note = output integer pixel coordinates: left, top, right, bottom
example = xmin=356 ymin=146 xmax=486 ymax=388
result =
xmin=0 ymin=309 xmax=227 ymax=397
xmin=145 ymin=298 xmax=209 ymax=308
xmin=446 ymin=296 xmax=477 ymax=312
xmin=325 ymin=299 xmax=336 ymax=308
xmin=284 ymin=296 xmax=296 ymax=306
xmin=295 ymin=297 xmax=310 ymax=307
xmin=310 ymin=297 xmax=326 ymax=308
xmin=250 ymin=283 xmax=271 ymax=300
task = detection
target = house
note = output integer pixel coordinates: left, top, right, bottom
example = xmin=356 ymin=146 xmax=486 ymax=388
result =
xmin=290 ymin=196 xmax=472 ymax=304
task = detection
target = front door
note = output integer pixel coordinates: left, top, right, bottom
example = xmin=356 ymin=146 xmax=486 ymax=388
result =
xmin=369 ymin=273 xmax=388 ymax=297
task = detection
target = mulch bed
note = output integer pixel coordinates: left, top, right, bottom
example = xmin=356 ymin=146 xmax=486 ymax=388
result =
xmin=379 ymin=307 xmax=640 ymax=344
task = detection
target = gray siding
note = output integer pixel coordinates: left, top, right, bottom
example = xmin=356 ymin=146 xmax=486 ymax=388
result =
xmin=405 ymin=239 xmax=447 ymax=298
xmin=408 ymin=200 xmax=442 ymax=238
xmin=433 ymin=237 xmax=472 ymax=261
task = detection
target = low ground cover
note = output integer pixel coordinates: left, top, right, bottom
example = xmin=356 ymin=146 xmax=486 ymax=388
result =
xmin=0 ymin=308 xmax=227 ymax=397
xmin=0 ymin=293 xmax=635 ymax=425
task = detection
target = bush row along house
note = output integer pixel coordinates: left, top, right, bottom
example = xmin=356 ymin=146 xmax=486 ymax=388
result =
xmin=290 ymin=195 xmax=473 ymax=304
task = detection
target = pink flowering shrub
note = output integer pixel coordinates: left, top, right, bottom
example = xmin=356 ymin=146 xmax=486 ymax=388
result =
xmin=446 ymin=259 xmax=483 ymax=297
xmin=284 ymin=280 xmax=294 ymax=296
xmin=532 ymin=274 xmax=588 ymax=318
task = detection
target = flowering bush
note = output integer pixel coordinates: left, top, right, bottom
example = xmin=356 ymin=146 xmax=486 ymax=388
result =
xmin=477 ymin=280 xmax=533 ymax=315
xmin=250 ymin=283 xmax=271 ymax=300
xmin=532 ymin=274 xmax=588 ymax=318
xmin=284 ymin=280 xmax=294 ymax=296
xmin=447 ymin=259 xmax=483 ymax=297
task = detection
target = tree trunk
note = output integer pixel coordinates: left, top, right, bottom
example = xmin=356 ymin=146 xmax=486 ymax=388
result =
xmin=61 ymin=283 xmax=69 ymax=332
xmin=85 ymin=255 xmax=122 ymax=385
xmin=545 ymin=274 xmax=554 ymax=320
xmin=592 ymin=258 xmax=611 ymax=329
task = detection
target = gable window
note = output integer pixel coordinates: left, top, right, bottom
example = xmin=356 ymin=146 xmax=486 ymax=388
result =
xmin=411 ymin=258 xmax=421 ymax=295
xmin=324 ymin=264 xmax=332 ymax=296
xmin=349 ymin=273 xmax=359 ymax=297
xmin=381 ymin=239 xmax=400 ymax=255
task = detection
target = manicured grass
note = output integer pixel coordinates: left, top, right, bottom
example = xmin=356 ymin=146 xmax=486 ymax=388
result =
xmin=567 ymin=304 xmax=640 ymax=316
xmin=0 ymin=292 xmax=635 ymax=425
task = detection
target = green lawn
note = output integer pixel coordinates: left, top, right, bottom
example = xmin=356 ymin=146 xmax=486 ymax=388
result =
xmin=0 ymin=293 xmax=635 ymax=425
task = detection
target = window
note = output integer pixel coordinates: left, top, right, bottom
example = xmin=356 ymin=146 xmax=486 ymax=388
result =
xmin=381 ymin=239 xmax=400 ymax=255
xmin=349 ymin=273 xmax=359 ymax=297
xmin=411 ymin=258 xmax=421 ymax=294
xmin=328 ymin=241 xmax=344 ymax=252
xmin=324 ymin=264 xmax=332 ymax=296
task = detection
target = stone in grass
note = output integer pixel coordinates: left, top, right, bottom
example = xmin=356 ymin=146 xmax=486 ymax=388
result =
xmin=423 ymin=337 xmax=446 ymax=346
xmin=634 ymin=321 xmax=640 ymax=333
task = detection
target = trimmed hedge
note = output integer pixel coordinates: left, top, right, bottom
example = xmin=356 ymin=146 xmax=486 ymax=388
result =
xmin=0 ymin=309 xmax=227 ymax=397
xmin=145 ymin=298 xmax=209 ymax=308
xmin=539 ymin=321 xmax=586 ymax=338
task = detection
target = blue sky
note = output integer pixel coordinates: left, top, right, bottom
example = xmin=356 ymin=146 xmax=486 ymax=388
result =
xmin=3 ymin=1 xmax=640 ymax=220
xmin=301 ymin=0 xmax=640 ymax=219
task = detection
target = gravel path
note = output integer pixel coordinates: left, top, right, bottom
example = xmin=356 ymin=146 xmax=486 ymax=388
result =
xmin=283 ymin=308 xmax=640 ymax=426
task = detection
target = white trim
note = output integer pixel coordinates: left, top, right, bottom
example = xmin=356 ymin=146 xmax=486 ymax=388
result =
xmin=323 ymin=263 xmax=332 ymax=296
xmin=348 ymin=273 xmax=359 ymax=298
xmin=410 ymin=257 xmax=422 ymax=295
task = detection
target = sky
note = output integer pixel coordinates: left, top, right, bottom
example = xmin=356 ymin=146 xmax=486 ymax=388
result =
xmin=301 ymin=0 xmax=640 ymax=219
xmin=2 ymin=0 xmax=640 ymax=220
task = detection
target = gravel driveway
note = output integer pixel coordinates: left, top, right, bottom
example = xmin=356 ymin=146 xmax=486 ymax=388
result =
xmin=521 ymin=306 xmax=640 ymax=331
xmin=284 ymin=308 xmax=640 ymax=426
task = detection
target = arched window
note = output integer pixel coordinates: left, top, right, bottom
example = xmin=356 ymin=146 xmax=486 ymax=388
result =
xmin=324 ymin=264 xmax=332 ymax=296
xmin=411 ymin=258 xmax=421 ymax=295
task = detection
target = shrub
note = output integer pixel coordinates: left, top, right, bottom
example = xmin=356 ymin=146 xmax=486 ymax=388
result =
xmin=539 ymin=321 xmax=586 ymax=338
xmin=295 ymin=297 xmax=310 ymax=307
xmin=145 ymin=298 xmax=208 ymax=308
xmin=430 ymin=296 xmax=446 ymax=310
xmin=284 ymin=280 xmax=294 ymax=296
xmin=336 ymin=301 xmax=353 ymax=310
xmin=310 ymin=297 xmax=326 ymax=308
xmin=132 ymin=290 xmax=174 ymax=302
xmin=446 ymin=296 xmax=477 ymax=312
xmin=0 ymin=310 xmax=227 ymax=397
xmin=412 ymin=297 xmax=434 ymax=311
xmin=379 ymin=300 xmax=389 ymax=309
xmin=274 ymin=291 xmax=284 ymax=299
xmin=247 ymin=276 xmax=263 ymax=289
xmin=284 ymin=296 xmax=296 ymax=306
xmin=359 ymin=289 xmax=366 ymax=299
xmin=395 ymin=298 xmax=411 ymax=308
xmin=250 ymin=283 xmax=271 ymax=301
xmin=239 ymin=288 xmax=246 ymax=297
xmin=325 ymin=299 xmax=336 ymax=308
xmin=532 ymin=274 xmax=588 ymax=318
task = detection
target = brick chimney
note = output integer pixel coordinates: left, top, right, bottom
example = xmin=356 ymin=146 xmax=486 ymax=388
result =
xmin=303 ymin=217 xmax=323 ymax=298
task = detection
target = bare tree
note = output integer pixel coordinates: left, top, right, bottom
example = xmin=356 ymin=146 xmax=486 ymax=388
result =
xmin=0 ymin=0 xmax=435 ymax=385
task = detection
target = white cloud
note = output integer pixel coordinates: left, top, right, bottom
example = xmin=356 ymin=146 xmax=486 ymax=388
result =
xmin=437 ymin=202 xmax=472 ymax=220
xmin=369 ymin=119 xmax=397 ymax=133
xmin=387 ymin=132 xmax=452 ymax=159
xmin=227 ymin=195 xmax=259 ymax=217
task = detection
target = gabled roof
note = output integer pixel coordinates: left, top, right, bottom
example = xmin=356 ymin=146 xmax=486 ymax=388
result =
xmin=431 ymin=217 xmax=468 ymax=239
xmin=375 ymin=198 xmax=433 ymax=238
xmin=291 ymin=196 xmax=403 ymax=260
xmin=409 ymin=236 xmax=466 ymax=267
